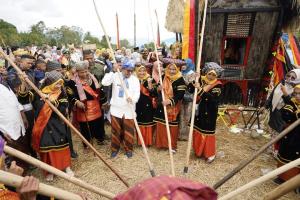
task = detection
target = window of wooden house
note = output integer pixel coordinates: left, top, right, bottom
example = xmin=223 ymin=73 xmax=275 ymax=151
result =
xmin=221 ymin=13 xmax=255 ymax=67
xmin=223 ymin=37 xmax=247 ymax=65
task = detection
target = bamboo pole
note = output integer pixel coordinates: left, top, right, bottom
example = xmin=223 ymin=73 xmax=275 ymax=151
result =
xmin=218 ymin=158 xmax=300 ymax=200
xmin=183 ymin=0 xmax=208 ymax=174
xmin=264 ymin=174 xmax=300 ymax=200
xmin=213 ymin=118 xmax=300 ymax=189
xmin=134 ymin=0 xmax=137 ymax=47
xmin=4 ymin=145 xmax=115 ymax=199
xmin=116 ymin=13 xmax=120 ymax=49
xmin=0 ymin=48 xmax=130 ymax=188
xmin=0 ymin=170 xmax=83 ymax=200
xmin=148 ymin=0 xmax=175 ymax=176
xmin=92 ymin=0 xmax=156 ymax=177
xmin=263 ymin=174 xmax=300 ymax=200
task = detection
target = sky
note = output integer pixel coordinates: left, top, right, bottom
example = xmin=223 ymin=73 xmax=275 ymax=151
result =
xmin=0 ymin=0 xmax=175 ymax=45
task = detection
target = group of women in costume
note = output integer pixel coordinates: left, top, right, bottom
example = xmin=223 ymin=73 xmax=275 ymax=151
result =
xmin=135 ymin=59 xmax=222 ymax=163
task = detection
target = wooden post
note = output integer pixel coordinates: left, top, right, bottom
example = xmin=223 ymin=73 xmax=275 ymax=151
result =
xmin=4 ymin=145 xmax=115 ymax=199
xmin=0 ymin=170 xmax=83 ymax=200
xmin=0 ymin=48 xmax=130 ymax=188
xmin=92 ymin=0 xmax=156 ymax=177
xmin=183 ymin=0 xmax=208 ymax=174
xmin=219 ymin=158 xmax=300 ymax=200
xmin=213 ymin=118 xmax=300 ymax=189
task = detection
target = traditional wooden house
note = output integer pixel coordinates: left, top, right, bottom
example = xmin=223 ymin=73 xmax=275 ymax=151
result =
xmin=165 ymin=0 xmax=300 ymax=106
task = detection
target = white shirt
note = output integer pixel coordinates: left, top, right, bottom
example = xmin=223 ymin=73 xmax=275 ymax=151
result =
xmin=102 ymin=72 xmax=140 ymax=119
xmin=0 ymin=84 xmax=25 ymax=140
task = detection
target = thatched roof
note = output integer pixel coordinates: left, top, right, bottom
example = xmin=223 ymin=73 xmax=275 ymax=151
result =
xmin=281 ymin=0 xmax=300 ymax=31
xmin=164 ymin=0 xmax=185 ymax=33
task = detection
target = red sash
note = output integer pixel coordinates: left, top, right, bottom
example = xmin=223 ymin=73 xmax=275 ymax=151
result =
xmin=166 ymin=101 xmax=182 ymax=122
xmin=197 ymin=80 xmax=221 ymax=102
xmin=76 ymin=84 xmax=102 ymax=122
xmin=32 ymin=91 xmax=61 ymax=152
xmin=140 ymin=83 xmax=157 ymax=109
xmin=82 ymin=83 xmax=99 ymax=99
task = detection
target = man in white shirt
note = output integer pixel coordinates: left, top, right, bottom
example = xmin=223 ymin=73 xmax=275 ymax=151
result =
xmin=102 ymin=60 xmax=140 ymax=158
xmin=0 ymin=73 xmax=30 ymax=171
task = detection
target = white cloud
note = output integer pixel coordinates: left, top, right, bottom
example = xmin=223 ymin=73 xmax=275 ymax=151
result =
xmin=0 ymin=0 xmax=175 ymax=45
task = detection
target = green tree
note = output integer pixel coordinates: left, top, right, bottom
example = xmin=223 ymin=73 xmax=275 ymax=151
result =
xmin=58 ymin=25 xmax=83 ymax=46
xmin=83 ymin=32 xmax=101 ymax=46
xmin=0 ymin=19 xmax=20 ymax=46
xmin=143 ymin=42 xmax=155 ymax=50
xmin=120 ymin=39 xmax=131 ymax=48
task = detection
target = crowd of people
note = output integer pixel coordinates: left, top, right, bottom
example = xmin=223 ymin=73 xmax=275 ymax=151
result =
xmin=0 ymin=42 xmax=299 ymax=198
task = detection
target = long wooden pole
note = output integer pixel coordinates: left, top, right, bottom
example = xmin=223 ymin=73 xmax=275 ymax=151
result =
xmin=0 ymin=170 xmax=83 ymax=200
xmin=148 ymin=0 xmax=175 ymax=176
xmin=183 ymin=0 xmax=208 ymax=174
xmin=116 ymin=13 xmax=120 ymax=49
xmin=134 ymin=0 xmax=137 ymax=47
xmin=154 ymin=10 xmax=160 ymax=47
xmin=0 ymin=49 xmax=130 ymax=188
xmin=218 ymin=158 xmax=300 ymax=200
xmin=4 ymin=145 xmax=115 ymax=199
xmin=92 ymin=0 xmax=156 ymax=177
xmin=263 ymin=174 xmax=300 ymax=200
xmin=213 ymin=118 xmax=300 ymax=189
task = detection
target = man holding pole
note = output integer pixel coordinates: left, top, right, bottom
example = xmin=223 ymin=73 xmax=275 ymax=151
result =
xmin=102 ymin=60 xmax=140 ymax=158
xmin=66 ymin=61 xmax=107 ymax=152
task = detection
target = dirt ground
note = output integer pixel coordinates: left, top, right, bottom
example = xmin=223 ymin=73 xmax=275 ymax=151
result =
xmin=32 ymin=110 xmax=299 ymax=200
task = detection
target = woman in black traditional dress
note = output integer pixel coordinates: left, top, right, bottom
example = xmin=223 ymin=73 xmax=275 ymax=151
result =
xmin=135 ymin=65 xmax=157 ymax=146
xmin=274 ymin=84 xmax=300 ymax=191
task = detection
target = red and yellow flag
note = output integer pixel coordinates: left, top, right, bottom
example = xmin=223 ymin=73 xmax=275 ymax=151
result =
xmin=182 ymin=0 xmax=196 ymax=62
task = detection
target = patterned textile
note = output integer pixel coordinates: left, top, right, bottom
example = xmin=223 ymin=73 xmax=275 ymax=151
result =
xmin=114 ymin=175 xmax=217 ymax=200
xmin=111 ymin=116 xmax=135 ymax=153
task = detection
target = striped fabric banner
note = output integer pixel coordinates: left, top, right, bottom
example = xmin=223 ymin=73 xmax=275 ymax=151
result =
xmin=288 ymin=33 xmax=300 ymax=67
xmin=182 ymin=0 xmax=196 ymax=62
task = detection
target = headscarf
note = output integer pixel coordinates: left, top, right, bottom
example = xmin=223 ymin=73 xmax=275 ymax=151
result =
xmin=41 ymin=71 xmax=64 ymax=94
xmin=74 ymin=61 xmax=100 ymax=101
xmin=122 ymin=59 xmax=135 ymax=70
xmin=165 ymin=63 xmax=182 ymax=81
xmin=114 ymin=175 xmax=217 ymax=200
xmin=182 ymin=58 xmax=195 ymax=75
xmin=135 ymin=65 xmax=150 ymax=81
xmin=271 ymin=68 xmax=300 ymax=111
xmin=163 ymin=64 xmax=182 ymax=99
xmin=291 ymin=84 xmax=300 ymax=106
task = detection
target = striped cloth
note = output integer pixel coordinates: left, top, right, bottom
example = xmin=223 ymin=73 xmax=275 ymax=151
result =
xmin=114 ymin=175 xmax=217 ymax=200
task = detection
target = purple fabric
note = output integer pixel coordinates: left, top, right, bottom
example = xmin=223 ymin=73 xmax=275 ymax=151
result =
xmin=0 ymin=136 xmax=5 ymax=157
xmin=114 ymin=176 xmax=217 ymax=200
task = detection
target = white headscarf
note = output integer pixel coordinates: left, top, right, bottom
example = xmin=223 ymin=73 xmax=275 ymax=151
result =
xmin=271 ymin=68 xmax=300 ymax=111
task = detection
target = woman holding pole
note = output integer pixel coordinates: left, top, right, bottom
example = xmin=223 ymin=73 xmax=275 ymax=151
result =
xmin=190 ymin=66 xmax=222 ymax=163
xmin=32 ymin=70 xmax=74 ymax=181
xmin=274 ymin=84 xmax=300 ymax=190
xmin=135 ymin=64 xmax=157 ymax=146
xmin=154 ymin=63 xmax=186 ymax=152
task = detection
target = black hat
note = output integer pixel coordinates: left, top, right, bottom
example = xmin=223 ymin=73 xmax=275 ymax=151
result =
xmin=46 ymin=61 xmax=62 ymax=72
